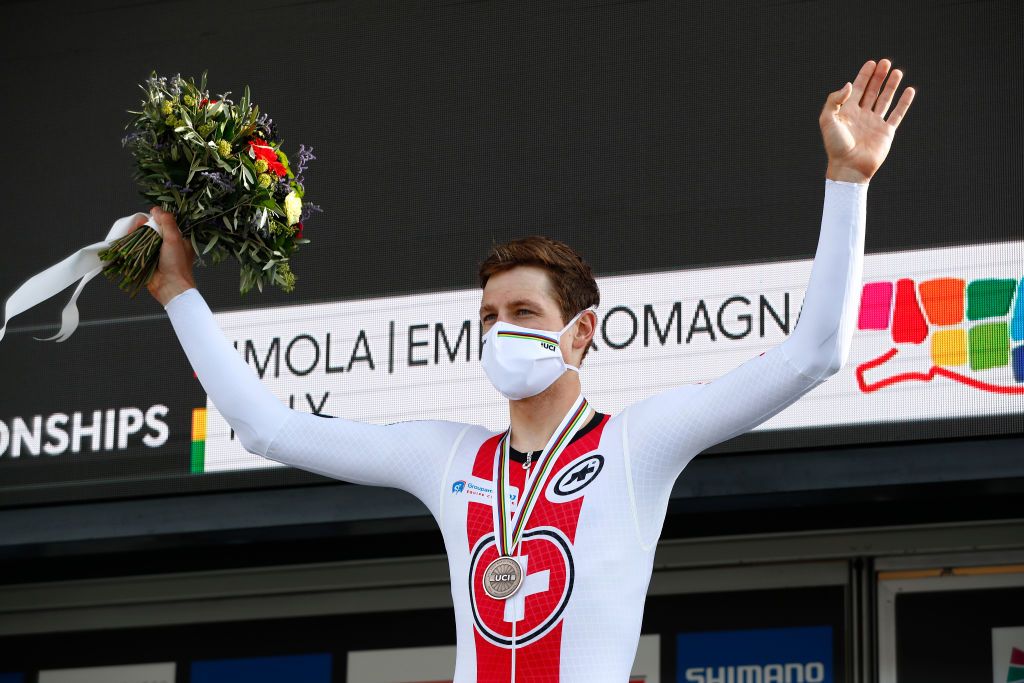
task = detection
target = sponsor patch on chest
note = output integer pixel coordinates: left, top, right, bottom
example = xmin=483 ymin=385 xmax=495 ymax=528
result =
xmin=451 ymin=475 xmax=519 ymax=508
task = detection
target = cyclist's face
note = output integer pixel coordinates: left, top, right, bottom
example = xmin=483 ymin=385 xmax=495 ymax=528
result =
xmin=479 ymin=265 xmax=564 ymax=335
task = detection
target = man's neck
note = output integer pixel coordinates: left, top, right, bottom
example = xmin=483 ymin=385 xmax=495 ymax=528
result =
xmin=507 ymin=371 xmax=591 ymax=453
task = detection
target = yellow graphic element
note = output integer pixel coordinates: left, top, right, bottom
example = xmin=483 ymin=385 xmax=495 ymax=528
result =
xmin=931 ymin=328 xmax=967 ymax=367
xmin=191 ymin=407 xmax=207 ymax=441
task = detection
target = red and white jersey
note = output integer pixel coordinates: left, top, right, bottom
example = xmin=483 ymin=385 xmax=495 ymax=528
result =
xmin=165 ymin=179 xmax=867 ymax=681
xmin=446 ymin=410 xmax=648 ymax=681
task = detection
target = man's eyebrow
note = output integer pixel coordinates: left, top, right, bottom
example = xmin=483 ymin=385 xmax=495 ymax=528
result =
xmin=478 ymin=298 xmax=544 ymax=315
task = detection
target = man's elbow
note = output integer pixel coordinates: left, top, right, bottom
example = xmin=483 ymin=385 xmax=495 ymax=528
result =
xmin=232 ymin=418 xmax=276 ymax=457
xmin=821 ymin=355 xmax=846 ymax=379
xmin=817 ymin=346 xmax=850 ymax=380
xmin=790 ymin=344 xmax=847 ymax=383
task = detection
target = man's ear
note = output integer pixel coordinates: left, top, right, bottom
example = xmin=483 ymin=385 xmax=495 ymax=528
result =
xmin=575 ymin=309 xmax=597 ymax=351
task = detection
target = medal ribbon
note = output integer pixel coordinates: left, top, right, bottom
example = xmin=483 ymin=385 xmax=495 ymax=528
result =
xmin=495 ymin=394 xmax=590 ymax=557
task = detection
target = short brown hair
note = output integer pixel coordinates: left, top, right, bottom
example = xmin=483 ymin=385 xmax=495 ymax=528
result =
xmin=478 ymin=235 xmax=600 ymax=360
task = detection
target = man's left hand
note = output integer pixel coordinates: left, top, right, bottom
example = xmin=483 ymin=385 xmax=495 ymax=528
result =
xmin=820 ymin=58 xmax=916 ymax=183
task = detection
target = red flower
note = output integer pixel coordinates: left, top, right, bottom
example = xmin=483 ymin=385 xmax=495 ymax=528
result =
xmin=198 ymin=98 xmax=219 ymax=107
xmin=267 ymin=158 xmax=288 ymax=177
xmin=248 ymin=138 xmax=288 ymax=177
xmin=295 ymin=222 xmax=304 ymax=239
xmin=248 ymin=138 xmax=276 ymax=161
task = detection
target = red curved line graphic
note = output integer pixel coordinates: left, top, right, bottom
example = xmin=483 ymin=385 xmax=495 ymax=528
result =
xmin=856 ymin=347 xmax=1024 ymax=394
xmin=855 ymin=348 xmax=900 ymax=392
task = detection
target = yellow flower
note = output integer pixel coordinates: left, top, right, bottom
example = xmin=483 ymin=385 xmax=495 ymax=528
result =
xmin=165 ymin=115 xmax=179 ymax=127
xmin=257 ymin=173 xmax=272 ymax=188
xmin=183 ymin=94 xmax=196 ymax=107
xmin=283 ymin=190 xmax=302 ymax=226
xmin=217 ymin=140 xmax=233 ymax=158
xmin=254 ymin=159 xmax=268 ymax=173
xmin=160 ymin=99 xmax=174 ymax=116
xmin=277 ymin=262 xmax=296 ymax=293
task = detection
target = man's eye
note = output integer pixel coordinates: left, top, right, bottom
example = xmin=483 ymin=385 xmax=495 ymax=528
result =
xmin=517 ymin=309 xmax=533 ymax=316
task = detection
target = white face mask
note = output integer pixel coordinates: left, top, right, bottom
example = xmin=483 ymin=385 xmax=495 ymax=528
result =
xmin=480 ymin=306 xmax=596 ymax=400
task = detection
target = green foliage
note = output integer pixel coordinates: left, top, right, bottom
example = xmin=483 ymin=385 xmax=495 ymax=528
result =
xmin=115 ymin=70 xmax=314 ymax=295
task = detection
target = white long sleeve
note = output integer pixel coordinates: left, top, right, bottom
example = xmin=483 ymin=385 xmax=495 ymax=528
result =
xmin=621 ymin=178 xmax=868 ymax=547
xmin=778 ymin=179 xmax=869 ymax=380
xmin=164 ymin=288 xmax=477 ymax=516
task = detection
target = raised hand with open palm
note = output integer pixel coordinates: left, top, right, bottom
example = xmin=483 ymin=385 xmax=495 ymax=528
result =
xmin=820 ymin=58 xmax=916 ymax=183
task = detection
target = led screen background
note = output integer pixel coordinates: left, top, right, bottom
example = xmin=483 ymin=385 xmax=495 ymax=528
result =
xmin=0 ymin=0 xmax=1021 ymax=506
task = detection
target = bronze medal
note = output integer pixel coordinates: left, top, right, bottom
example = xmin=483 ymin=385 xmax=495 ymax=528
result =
xmin=483 ymin=555 xmax=523 ymax=600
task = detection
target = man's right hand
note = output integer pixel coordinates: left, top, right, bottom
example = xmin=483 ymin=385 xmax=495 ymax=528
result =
xmin=127 ymin=206 xmax=197 ymax=306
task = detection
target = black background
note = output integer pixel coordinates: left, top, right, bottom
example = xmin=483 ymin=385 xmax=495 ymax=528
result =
xmin=1 ymin=0 xmax=1022 ymax=507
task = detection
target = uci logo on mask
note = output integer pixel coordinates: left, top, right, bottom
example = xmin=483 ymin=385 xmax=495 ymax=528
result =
xmin=540 ymin=342 xmax=558 ymax=352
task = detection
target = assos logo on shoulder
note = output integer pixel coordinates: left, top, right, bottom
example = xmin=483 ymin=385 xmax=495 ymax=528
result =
xmin=684 ymin=661 xmax=826 ymax=683
xmin=546 ymin=453 xmax=604 ymax=503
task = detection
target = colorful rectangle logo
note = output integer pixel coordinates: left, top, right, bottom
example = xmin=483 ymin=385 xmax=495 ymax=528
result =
xmin=856 ymin=275 xmax=1024 ymax=393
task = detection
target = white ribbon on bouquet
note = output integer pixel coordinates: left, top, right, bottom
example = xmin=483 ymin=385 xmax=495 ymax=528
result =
xmin=0 ymin=214 xmax=162 ymax=344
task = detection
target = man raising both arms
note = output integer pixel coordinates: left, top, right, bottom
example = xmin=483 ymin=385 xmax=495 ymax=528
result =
xmin=135 ymin=59 xmax=914 ymax=682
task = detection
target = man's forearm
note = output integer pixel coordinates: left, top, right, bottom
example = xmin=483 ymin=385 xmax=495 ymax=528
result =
xmin=779 ymin=177 xmax=869 ymax=380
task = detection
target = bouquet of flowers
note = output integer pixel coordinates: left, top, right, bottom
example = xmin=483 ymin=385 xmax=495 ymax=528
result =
xmin=103 ymin=70 xmax=322 ymax=297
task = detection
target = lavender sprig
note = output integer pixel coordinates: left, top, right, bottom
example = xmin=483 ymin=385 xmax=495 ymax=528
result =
xmin=300 ymin=202 xmax=323 ymax=223
xmin=199 ymin=171 xmax=235 ymax=193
